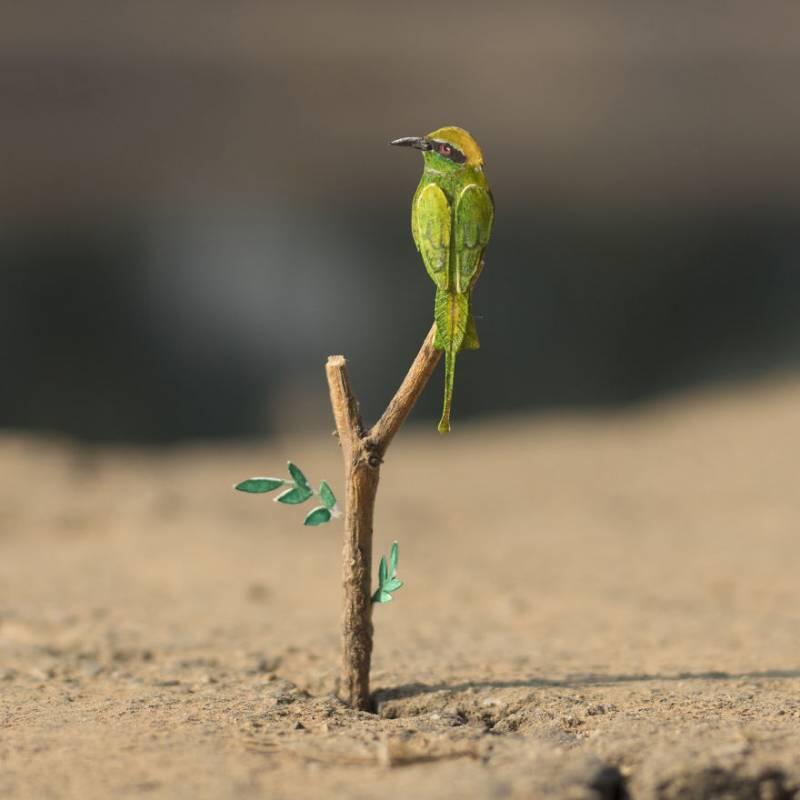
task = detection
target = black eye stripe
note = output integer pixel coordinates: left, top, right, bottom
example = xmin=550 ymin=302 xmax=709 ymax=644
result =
xmin=429 ymin=140 xmax=467 ymax=164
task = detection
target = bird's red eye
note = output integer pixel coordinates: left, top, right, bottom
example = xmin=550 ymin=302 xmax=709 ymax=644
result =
xmin=439 ymin=144 xmax=452 ymax=156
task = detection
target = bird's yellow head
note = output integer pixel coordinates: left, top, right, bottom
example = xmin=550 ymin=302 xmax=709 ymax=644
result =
xmin=390 ymin=126 xmax=484 ymax=170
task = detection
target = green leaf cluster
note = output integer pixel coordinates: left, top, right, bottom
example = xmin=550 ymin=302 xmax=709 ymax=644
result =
xmin=235 ymin=462 xmax=340 ymax=526
xmin=372 ymin=541 xmax=403 ymax=604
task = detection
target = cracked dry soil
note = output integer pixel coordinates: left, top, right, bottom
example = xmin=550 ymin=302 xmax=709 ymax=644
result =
xmin=1 ymin=379 xmax=800 ymax=798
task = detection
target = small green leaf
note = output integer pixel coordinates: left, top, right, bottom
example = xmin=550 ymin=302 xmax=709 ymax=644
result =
xmin=372 ymin=590 xmax=393 ymax=604
xmin=319 ymin=480 xmax=336 ymax=510
xmin=390 ymin=541 xmax=399 ymax=575
xmin=235 ymin=477 xmax=285 ymax=493
xmin=287 ymin=462 xmax=310 ymax=490
xmin=378 ymin=555 xmax=388 ymax=587
xmin=304 ymin=506 xmax=332 ymax=526
xmin=383 ymin=578 xmax=403 ymax=593
xmin=276 ymin=485 xmax=313 ymax=504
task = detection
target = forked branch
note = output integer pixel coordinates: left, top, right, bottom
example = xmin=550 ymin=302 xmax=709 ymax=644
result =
xmin=325 ymin=322 xmax=441 ymax=710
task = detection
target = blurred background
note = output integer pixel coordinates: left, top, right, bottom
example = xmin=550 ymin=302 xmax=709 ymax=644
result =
xmin=2 ymin=1 xmax=800 ymax=443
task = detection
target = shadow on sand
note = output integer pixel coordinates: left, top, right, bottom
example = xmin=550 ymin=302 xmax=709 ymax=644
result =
xmin=373 ymin=668 xmax=800 ymax=704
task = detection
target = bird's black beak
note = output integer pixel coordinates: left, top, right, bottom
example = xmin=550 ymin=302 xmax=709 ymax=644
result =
xmin=390 ymin=136 xmax=432 ymax=151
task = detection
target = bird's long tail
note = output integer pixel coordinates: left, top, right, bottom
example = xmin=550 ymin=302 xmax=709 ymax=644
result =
xmin=434 ymin=289 xmax=470 ymax=434
xmin=439 ymin=346 xmax=460 ymax=434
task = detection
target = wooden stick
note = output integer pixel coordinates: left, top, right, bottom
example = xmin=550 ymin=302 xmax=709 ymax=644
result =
xmin=325 ymin=323 xmax=441 ymax=710
xmin=370 ymin=324 xmax=440 ymax=450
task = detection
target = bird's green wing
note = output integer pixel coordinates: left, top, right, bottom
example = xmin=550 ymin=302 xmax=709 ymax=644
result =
xmin=455 ymin=184 xmax=494 ymax=293
xmin=412 ymin=182 xmax=450 ymax=291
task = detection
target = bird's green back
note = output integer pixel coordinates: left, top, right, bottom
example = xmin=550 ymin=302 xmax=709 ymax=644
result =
xmin=411 ymin=165 xmax=492 ymax=294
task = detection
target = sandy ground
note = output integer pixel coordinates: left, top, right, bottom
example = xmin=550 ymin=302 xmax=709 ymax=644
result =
xmin=2 ymin=378 xmax=800 ymax=799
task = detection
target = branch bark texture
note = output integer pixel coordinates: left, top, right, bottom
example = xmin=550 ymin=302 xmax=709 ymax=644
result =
xmin=325 ymin=323 xmax=441 ymax=710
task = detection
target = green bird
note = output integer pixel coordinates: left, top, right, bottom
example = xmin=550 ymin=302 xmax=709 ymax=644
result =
xmin=391 ymin=126 xmax=494 ymax=433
